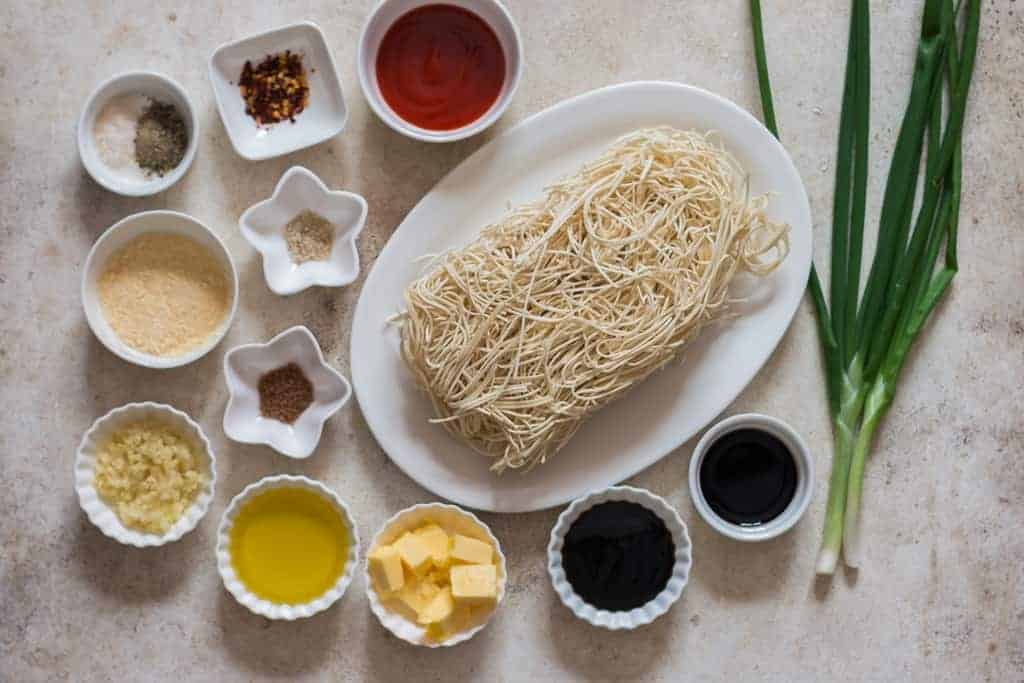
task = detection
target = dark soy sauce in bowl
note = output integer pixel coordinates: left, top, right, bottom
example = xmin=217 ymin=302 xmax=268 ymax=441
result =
xmin=698 ymin=428 xmax=797 ymax=526
xmin=561 ymin=501 xmax=675 ymax=611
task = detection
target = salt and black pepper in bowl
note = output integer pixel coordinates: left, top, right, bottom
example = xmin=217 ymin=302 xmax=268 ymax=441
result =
xmin=78 ymin=71 xmax=198 ymax=196
xmin=223 ymin=326 xmax=352 ymax=458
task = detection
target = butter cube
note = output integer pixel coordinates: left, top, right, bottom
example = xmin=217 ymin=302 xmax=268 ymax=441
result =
xmin=450 ymin=564 xmax=498 ymax=603
xmin=450 ymin=534 xmax=493 ymax=565
xmin=417 ymin=586 xmax=455 ymax=625
xmin=393 ymin=531 xmax=433 ymax=574
xmin=414 ymin=524 xmax=452 ymax=567
xmin=397 ymin=578 xmax=440 ymax=614
xmin=367 ymin=545 xmax=405 ymax=593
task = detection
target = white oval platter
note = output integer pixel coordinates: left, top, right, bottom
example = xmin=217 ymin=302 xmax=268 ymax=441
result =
xmin=350 ymin=81 xmax=812 ymax=513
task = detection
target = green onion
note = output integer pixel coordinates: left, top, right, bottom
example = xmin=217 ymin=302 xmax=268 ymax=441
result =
xmin=748 ymin=0 xmax=980 ymax=573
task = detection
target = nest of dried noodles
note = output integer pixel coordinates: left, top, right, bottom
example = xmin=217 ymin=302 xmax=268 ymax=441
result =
xmin=400 ymin=127 xmax=789 ymax=472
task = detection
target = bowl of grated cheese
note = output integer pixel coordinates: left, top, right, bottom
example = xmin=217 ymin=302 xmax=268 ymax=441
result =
xmin=82 ymin=210 xmax=239 ymax=369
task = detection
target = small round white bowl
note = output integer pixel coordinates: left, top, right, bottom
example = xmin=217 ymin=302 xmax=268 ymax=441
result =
xmin=365 ymin=502 xmax=507 ymax=647
xmin=223 ymin=326 xmax=352 ymax=458
xmin=547 ymin=486 xmax=692 ymax=630
xmin=216 ymin=475 xmax=361 ymax=620
xmin=688 ymin=413 xmax=814 ymax=542
xmin=81 ymin=210 xmax=239 ymax=369
xmin=74 ymin=402 xmax=217 ymax=547
xmin=357 ymin=0 xmax=523 ymax=143
xmin=78 ymin=71 xmax=198 ymax=196
xmin=239 ymin=166 xmax=368 ymax=296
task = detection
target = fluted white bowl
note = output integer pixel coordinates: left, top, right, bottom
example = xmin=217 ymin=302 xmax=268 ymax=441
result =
xmin=547 ymin=485 xmax=691 ymax=630
xmin=216 ymin=475 xmax=360 ymax=620
xmin=74 ymin=402 xmax=217 ymax=547
xmin=365 ymin=502 xmax=506 ymax=647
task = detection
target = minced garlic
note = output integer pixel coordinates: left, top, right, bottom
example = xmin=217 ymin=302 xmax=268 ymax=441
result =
xmin=97 ymin=232 xmax=230 ymax=357
xmin=93 ymin=420 xmax=208 ymax=534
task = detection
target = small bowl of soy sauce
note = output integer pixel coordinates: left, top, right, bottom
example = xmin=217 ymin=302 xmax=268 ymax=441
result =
xmin=688 ymin=413 xmax=813 ymax=542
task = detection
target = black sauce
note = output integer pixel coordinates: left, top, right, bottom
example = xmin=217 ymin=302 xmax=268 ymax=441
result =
xmin=561 ymin=501 xmax=675 ymax=611
xmin=699 ymin=428 xmax=797 ymax=526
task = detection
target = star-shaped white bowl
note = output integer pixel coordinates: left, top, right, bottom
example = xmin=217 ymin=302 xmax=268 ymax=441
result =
xmin=240 ymin=166 xmax=368 ymax=296
xmin=223 ymin=326 xmax=351 ymax=458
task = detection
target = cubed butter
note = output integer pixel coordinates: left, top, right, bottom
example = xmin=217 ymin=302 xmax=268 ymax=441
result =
xmin=450 ymin=564 xmax=498 ymax=603
xmin=393 ymin=531 xmax=433 ymax=574
xmin=450 ymin=534 xmax=493 ymax=565
xmin=414 ymin=524 xmax=452 ymax=567
xmin=417 ymin=587 xmax=455 ymax=625
xmin=368 ymin=544 xmax=405 ymax=593
xmin=397 ymin=577 xmax=440 ymax=614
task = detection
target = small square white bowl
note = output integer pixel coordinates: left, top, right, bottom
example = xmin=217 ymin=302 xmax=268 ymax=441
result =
xmin=223 ymin=326 xmax=351 ymax=459
xmin=240 ymin=166 xmax=368 ymax=296
xmin=209 ymin=21 xmax=347 ymax=161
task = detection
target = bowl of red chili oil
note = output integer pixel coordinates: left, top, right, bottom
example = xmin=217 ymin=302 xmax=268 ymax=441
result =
xmin=358 ymin=0 xmax=523 ymax=143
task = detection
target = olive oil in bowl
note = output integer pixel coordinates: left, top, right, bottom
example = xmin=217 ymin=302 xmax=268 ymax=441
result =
xmin=229 ymin=486 xmax=351 ymax=605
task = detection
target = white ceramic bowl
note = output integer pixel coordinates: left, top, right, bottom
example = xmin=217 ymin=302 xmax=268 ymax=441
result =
xmin=216 ymin=475 xmax=360 ymax=620
xmin=81 ymin=210 xmax=239 ymax=369
xmin=548 ymin=486 xmax=692 ymax=630
xmin=357 ymin=0 xmax=523 ymax=142
xmin=223 ymin=326 xmax=351 ymax=458
xmin=209 ymin=21 xmax=348 ymax=160
xmin=239 ymin=166 xmax=368 ymax=296
xmin=688 ymin=413 xmax=814 ymax=542
xmin=74 ymin=402 xmax=217 ymax=547
xmin=77 ymin=71 xmax=198 ymax=197
xmin=365 ymin=502 xmax=507 ymax=647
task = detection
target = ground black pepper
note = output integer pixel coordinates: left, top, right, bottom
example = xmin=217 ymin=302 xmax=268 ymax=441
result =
xmin=258 ymin=363 xmax=314 ymax=424
xmin=238 ymin=50 xmax=309 ymax=125
xmin=134 ymin=100 xmax=188 ymax=176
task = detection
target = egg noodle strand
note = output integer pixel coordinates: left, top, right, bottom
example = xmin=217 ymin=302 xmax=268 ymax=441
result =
xmin=400 ymin=127 xmax=790 ymax=473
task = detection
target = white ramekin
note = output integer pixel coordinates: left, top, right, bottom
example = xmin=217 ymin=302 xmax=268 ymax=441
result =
xmin=547 ymin=486 xmax=692 ymax=630
xmin=688 ymin=413 xmax=814 ymax=542
xmin=216 ymin=475 xmax=360 ymax=620
xmin=81 ymin=210 xmax=239 ymax=369
xmin=365 ymin=502 xmax=507 ymax=647
xmin=77 ymin=71 xmax=198 ymax=197
xmin=74 ymin=402 xmax=217 ymax=547
xmin=357 ymin=0 xmax=523 ymax=143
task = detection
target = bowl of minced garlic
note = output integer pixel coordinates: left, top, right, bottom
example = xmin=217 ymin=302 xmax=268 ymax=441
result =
xmin=82 ymin=210 xmax=238 ymax=369
xmin=75 ymin=402 xmax=216 ymax=547
xmin=365 ymin=503 xmax=507 ymax=647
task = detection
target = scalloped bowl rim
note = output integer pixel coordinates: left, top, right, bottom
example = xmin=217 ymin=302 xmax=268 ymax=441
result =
xmin=364 ymin=502 xmax=507 ymax=647
xmin=547 ymin=486 xmax=692 ymax=630
xmin=216 ymin=475 xmax=361 ymax=620
xmin=74 ymin=402 xmax=217 ymax=547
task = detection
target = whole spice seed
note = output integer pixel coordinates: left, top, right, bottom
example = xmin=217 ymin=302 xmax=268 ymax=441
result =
xmin=134 ymin=100 xmax=188 ymax=176
xmin=258 ymin=362 xmax=314 ymax=424
xmin=284 ymin=210 xmax=335 ymax=263
xmin=239 ymin=50 xmax=310 ymax=126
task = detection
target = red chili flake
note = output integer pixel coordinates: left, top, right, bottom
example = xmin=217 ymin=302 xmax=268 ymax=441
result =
xmin=238 ymin=50 xmax=310 ymax=126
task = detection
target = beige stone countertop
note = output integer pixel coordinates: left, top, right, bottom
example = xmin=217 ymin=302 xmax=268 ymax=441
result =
xmin=1 ymin=1 xmax=1021 ymax=681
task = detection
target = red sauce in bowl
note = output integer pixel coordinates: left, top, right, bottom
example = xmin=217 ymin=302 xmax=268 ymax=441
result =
xmin=375 ymin=4 xmax=506 ymax=131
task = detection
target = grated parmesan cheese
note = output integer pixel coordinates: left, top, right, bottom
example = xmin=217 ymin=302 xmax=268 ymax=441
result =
xmin=93 ymin=420 xmax=208 ymax=534
xmin=97 ymin=232 xmax=231 ymax=357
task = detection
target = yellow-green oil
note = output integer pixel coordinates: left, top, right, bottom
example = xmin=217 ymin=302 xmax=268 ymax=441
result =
xmin=229 ymin=487 xmax=350 ymax=604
